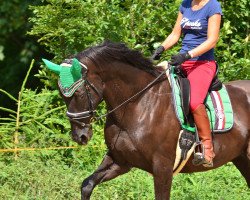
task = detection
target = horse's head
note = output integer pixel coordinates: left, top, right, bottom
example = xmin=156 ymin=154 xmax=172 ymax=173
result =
xmin=42 ymin=58 xmax=103 ymax=145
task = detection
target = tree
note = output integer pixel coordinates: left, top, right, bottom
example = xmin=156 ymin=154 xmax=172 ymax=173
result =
xmin=217 ymin=0 xmax=250 ymax=81
xmin=29 ymin=0 xmax=249 ymax=81
xmin=0 ymin=0 xmax=51 ymax=116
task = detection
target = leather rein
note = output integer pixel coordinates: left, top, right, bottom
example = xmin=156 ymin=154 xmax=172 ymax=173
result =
xmin=65 ymin=65 xmax=168 ymax=128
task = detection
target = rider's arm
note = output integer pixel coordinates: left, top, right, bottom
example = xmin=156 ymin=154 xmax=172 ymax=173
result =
xmin=161 ymin=11 xmax=183 ymax=50
xmin=188 ymin=14 xmax=221 ymax=58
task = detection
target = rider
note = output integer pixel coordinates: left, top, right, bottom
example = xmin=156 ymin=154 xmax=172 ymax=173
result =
xmin=152 ymin=0 xmax=223 ymax=167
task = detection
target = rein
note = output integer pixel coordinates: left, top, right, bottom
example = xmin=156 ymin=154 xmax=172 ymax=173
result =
xmin=92 ymin=68 xmax=167 ymax=123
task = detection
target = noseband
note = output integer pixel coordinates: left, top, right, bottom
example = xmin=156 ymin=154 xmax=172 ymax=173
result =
xmin=66 ymin=78 xmax=102 ymax=127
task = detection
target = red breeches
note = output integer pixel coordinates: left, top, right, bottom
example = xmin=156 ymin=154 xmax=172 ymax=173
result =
xmin=181 ymin=60 xmax=216 ymax=111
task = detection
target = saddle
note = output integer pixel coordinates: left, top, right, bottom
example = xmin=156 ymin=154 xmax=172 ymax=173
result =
xmin=174 ymin=63 xmax=222 ymax=126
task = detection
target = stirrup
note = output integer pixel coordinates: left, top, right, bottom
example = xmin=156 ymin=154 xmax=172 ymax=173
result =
xmin=192 ymin=141 xmax=205 ymax=166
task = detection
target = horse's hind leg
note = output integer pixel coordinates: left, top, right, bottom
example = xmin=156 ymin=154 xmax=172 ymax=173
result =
xmin=232 ymin=150 xmax=250 ymax=188
xmin=81 ymin=153 xmax=130 ymax=200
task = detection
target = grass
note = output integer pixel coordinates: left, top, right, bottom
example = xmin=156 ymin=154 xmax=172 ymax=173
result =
xmin=0 ymin=151 xmax=249 ymax=200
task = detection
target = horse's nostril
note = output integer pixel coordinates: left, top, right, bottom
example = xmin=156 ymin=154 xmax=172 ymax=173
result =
xmin=80 ymin=135 xmax=88 ymax=145
xmin=71 ymin=128 xmax=93 ymax=145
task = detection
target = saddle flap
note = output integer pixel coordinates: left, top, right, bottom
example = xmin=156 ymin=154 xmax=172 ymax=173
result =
xmin=177 ymin=76 xmax=190 ymax=120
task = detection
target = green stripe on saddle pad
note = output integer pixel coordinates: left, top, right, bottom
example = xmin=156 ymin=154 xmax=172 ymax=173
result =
xmin=169 ymin=67 xmax=234 ymax=133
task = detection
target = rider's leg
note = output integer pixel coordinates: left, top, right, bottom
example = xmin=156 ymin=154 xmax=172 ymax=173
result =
xmin=193 ymin=104 xmax=215 ymax=166
xmin=182 ymin=60 xmax=216 ymax=167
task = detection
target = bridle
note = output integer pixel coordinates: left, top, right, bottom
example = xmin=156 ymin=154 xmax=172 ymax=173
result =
xmin=64 ymin=62 xmax=168 ymax=128
xmin=57 ymin=59 xmax=102 ymax=128
xmin=65 ymin=72 xmax=103 ymax=127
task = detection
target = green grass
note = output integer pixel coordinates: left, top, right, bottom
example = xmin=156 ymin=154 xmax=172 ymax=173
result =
xmin=0 ymin=152 xmax=249 ymax=200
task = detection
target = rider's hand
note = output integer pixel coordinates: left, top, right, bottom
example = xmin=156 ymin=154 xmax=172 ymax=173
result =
xmin=169 ymin=52 xmax=191 ymax=66
xmin=151 ymin=46 xmax=165 ymax=60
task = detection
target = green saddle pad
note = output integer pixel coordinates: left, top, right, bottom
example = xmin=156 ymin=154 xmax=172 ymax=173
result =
xmin=169 ymin=68 xmax=234 ymax=133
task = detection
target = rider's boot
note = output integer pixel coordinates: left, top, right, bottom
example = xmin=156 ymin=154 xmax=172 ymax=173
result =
xmin=193 ymin=104 xmax=215 ymax=167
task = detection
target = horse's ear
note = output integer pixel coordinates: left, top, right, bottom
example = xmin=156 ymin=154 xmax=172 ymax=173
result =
xmin=42 ymin=59 xmax=62 ymax=75
xmin=71 ymin=58 xmax=82 ymax=81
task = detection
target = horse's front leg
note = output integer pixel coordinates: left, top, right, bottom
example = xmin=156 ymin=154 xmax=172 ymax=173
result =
xmin=153 ymin=157 xmax=174 ymax=200
xmin=81 ymin=153 xmax=130 ymax=200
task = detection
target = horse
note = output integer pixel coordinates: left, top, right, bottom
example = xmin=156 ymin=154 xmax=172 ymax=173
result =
xmin=43 ymin=41 xmax=250 ymax=200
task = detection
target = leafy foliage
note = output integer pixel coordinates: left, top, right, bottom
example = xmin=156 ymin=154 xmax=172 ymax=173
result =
xmin=0 ymin=0 xmax=50 ymax=115
xmin=217 ymin=0 xmax=250 ymax=81
xmin=29 ymin=0 xmax=249 ymax=81
xmin=29 ymin=0 xmax=181 ymax=61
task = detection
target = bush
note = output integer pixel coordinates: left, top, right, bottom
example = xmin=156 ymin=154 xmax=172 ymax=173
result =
xmin=29 ymin=0 xmax=249 ymax=81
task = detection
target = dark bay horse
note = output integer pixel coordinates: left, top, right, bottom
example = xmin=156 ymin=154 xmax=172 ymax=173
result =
xmin=43 ymin=41 xmax=250 ymax=199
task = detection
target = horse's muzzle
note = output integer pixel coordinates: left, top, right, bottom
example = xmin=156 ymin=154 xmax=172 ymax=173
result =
xmin=71 ymin=126 xmax=93 ymax=145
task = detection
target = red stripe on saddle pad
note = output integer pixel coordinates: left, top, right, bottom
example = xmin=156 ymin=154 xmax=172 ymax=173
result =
xmin=210 ymin=91 xmax=225 ymax=130
xmin=216 ymin=91 xmax=225 ymax=129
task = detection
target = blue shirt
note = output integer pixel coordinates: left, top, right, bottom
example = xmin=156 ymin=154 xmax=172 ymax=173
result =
xmin=179 ymin=0 xmax=223 ymax=60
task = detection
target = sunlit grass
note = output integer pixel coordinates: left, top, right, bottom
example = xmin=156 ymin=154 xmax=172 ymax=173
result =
xmin=0 ymin=153 xmax=249 ymax=200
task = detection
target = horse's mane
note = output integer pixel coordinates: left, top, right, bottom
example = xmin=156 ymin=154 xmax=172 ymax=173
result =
xmin=76 ymin=41 xmax=158 ymax=76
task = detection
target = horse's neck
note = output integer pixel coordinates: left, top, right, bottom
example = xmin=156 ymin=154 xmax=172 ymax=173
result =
xmin=102 ymin=63 xmax=171 ymax=125
xmin=103 ymin=63 xmax=153 ymax=100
